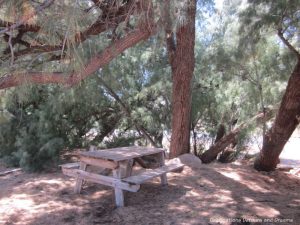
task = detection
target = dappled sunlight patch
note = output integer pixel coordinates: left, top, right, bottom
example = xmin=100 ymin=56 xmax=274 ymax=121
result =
xmin=240 ymin=181 xmax=272 ymax=193
xmin=217 ymin=190 xmax=235 ymax=203
xmin=87 ymin=189 xmax=112 ymax=200
xmin=218 ymin=170 xmax=241 ymax=181
xmin=242 ymin=196 xmax=280 ymax=218
xmin=1 ymin=164 xmax=299 ymax=224
xmin=23 ymin=178 xmax=73 ymax=187
xmin=0 ymin=192 xmax=85 ymax=225
xmin=196 ymin=178 xmax=217 ymax=188
xmin=167 ymin=204 xmax=194 ymax=214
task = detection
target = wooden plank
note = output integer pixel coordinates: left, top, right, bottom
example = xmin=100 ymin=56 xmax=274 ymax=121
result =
xmin=122 ymin=162 xmax=184 ymax=185
xmin=60 ymin=162 xmax=79 ymax=169
xmin=74 ymin=162 xmax=87 ymax=193
xmin=63 ymin=168 xmax=140 ymax=192
xmin=112 ymin=160 xmax=133 ymax=207
xmin=0 ymin=168 xmax=22 ymax=176
xmin=157 ymin=152 xmax=168 ymax=185
xmin=80 ymin=156 xmax=118 ymax=169
xmin=79 ymin=146 xmax=165 ymax=161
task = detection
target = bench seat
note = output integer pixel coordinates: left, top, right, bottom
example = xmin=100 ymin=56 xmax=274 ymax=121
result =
xmin=122 ymin=162 xmax=184 ymax=185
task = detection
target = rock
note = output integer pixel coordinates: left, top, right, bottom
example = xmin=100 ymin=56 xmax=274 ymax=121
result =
xmin=168 ymin=153 xmax=202 ymax=169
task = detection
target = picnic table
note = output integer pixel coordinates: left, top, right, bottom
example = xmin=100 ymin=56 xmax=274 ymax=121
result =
xmin=61 ymin=146 xmax=184 ymax=207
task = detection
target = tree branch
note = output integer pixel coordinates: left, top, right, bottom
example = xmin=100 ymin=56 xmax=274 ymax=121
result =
xmin=1 ymin=0 xmax=137 ymax=59
xmin=0 ymin=25 xmax=156 ymax=89
xmin=163 ymin=0 xmax=176 ymax=65
xmin=277 ymin=29 xmax=300 ymax=59
xmin=98 ymin=76 xmax=157 ymax=147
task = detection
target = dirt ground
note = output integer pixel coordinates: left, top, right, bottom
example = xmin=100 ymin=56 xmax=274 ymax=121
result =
xmin=0 ymin=159 xmax=300 ymax=225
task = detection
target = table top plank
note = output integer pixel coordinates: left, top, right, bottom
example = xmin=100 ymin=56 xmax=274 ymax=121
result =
xmin=79 ymin=146 xmax=164 ymax=162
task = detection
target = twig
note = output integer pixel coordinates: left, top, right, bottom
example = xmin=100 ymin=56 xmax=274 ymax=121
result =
xmin=277 ymin=29 xmax=300 ymax=59
xmin=8 ymin=30 xmax=14 ymax=66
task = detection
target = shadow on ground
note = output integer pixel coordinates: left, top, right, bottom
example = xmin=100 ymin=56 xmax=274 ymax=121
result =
xmin=1 ymin=162 xmax=299 ymax=225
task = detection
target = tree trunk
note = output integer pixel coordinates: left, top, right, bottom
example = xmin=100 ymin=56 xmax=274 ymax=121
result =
xmin=254 ymin=60 xmax=300 ymax=171
xmin=201 ymin=112 xmax=265 ymax=163
xmin=201 ymin=130 xmax=238 ymax=163
xmin=214 ymin=124 xmax=226 ymax=143
xmin=165 ymin=0 xmax=196 ymax=158
xmin=192 ymin=126 xmax=197 ymax=155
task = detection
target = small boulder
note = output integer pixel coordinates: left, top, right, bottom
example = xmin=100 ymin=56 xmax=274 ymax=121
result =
xmin=168 ymin=153 xmax=202 ymax=169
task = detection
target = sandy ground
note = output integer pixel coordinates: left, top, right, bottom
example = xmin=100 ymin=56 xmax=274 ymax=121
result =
xmin=0 ymin=159 xmax=299 ymax=225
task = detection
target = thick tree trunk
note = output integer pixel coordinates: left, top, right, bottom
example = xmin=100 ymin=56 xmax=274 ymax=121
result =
xmin=166 ymin=0 xmax=196 ymax=158
xmin=254 ymin=60 xmax=300 ymax=171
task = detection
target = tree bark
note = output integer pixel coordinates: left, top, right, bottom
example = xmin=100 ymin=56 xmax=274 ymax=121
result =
xmin=200 ymin=130 xmax=238 ymax=163
xmin=214 ymin=124 xmax=226 ymax=143
xmin=201 ymin=112 xmax=264 ymax=163
xmin=254 ymin=60 xmax=300 ymax=171
xmin=165 ymin=0 xmax=196 ymax=158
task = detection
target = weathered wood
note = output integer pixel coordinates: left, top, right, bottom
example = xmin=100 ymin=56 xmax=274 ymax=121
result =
xmin=157 ymin=152 xmax=168 ymax=185
xmin=74 ymin=162 xmax=87 ymax=194
xmin=61 ymin=162 xmax=112 ymax=176
xmin=112 ymin=160 xmax=134 ymax=207
xmin=63 ymin=168 xmax=140 ymax=192
xmin=134 ymin=158 xmax=148 ymax=168
xmin=80 ymin=156 xmax=118 ymax=169
xmin=0 ymin=168 xmax=22 ymax=176
xmin=79 ymin=147 xmax=164 ymax=162
xmin=61 ymin=163 xmax=80 ymax=177
xmin=122 ymin=162 xmax=184 ymax=185
xmin=60 ymin=162 xmax=80 ymax=169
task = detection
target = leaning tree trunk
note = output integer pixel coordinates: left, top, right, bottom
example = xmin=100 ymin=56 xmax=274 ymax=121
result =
xmin=214 ymin=124 xmax=226 ymax=143
xmin=165 ymin=0 xmax=196 ymax=158
xmin=200 ymin=130 xmax=238 ymax=163
xmin=254 ymin=60 xmax=300 ymax=171
xmin=201 ymin=112 xmax=265 ymax=163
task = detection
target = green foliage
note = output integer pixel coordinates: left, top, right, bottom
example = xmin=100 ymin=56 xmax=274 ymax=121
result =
xmin=191 ymin=0 xmax=294 ymax=153
xmin=0 ymin=76 xmax=120 ymax=171
xmin=239 ymin=0 xmax=300 ymax=53
xmin=0 ymin=0 xmax=298 ymax=168
xmin=99 ymin=39 xmax=172 ymax=146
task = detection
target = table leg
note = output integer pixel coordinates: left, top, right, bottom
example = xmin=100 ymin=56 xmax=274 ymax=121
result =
xmin=158 ymin=152 xmax=168 ymax=186
xmin=74 ymin=162 xmax=87 ymax=193
xmin=113 ymin=160 xmax=133 ymax=207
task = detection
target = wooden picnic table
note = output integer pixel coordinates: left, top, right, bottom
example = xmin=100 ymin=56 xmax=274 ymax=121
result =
xmin=61 ymin=146 xmax=184 ymax=207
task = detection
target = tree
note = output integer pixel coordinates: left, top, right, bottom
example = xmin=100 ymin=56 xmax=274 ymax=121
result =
xmin=0 ymin=77 xmax=121 ymax=171
xmin=191 ymin=0 xmax=291 ymax=163
xmin=0 ymin=0 xmax=157 ymax=88
xmin=240 ymin=0 xmax=300 ymax=171
xmin=0 ymin=0 xmax=203 ymax=160
xmin=164 ymin=0 xmax=197 ymax=158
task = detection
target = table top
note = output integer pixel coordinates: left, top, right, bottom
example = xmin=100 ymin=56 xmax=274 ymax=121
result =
xmin=79 ymin=146 xmax=164 ymax=162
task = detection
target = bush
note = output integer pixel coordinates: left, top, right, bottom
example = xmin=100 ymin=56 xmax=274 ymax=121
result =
xmin=0 ymin=81 xmax=119 ymax=171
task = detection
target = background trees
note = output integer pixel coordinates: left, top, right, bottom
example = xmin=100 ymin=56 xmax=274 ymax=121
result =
xmin=240 ymin=0 xmax=300 ymax=171
xmin=0 ymin=0 xmax=299 ymax=171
